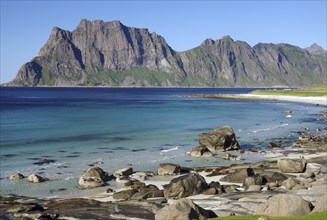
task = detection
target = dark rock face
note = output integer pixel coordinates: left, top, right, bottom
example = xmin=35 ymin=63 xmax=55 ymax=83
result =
xmin=7 ymin=19 xmax=326 ymax=87
xmin=163 ymin=173 xmax=208 ymax=198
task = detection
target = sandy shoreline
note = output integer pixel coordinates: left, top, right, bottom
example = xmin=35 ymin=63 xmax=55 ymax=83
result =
xmin=182 ymin=93 xmax=327 ymax=106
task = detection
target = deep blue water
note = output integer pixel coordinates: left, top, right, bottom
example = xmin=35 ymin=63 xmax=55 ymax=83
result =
xmin=0 ymin=87 xmax=324 ymax=197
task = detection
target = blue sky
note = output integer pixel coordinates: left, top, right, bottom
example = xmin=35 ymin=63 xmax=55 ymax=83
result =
xmin=1 ymin=0 xmax=326 ymax=83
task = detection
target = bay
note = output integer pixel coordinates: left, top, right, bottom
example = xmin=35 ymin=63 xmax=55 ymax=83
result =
xmin=0 ymin=87 xmax=324 ymax=198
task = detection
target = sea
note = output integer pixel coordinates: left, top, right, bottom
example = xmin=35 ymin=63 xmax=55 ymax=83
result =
xmin=0 ymin=87 xmax=325 ymax=198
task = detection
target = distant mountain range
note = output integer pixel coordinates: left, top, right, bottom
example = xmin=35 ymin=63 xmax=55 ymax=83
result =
xmin=7 ymin=19 xmax=327 ymax=87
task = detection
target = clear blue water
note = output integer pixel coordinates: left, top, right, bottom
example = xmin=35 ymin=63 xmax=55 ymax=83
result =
xmin=0 ymin=87 xmax=325 ymax=198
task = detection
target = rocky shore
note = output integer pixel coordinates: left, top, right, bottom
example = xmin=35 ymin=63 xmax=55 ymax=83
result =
xmin=1 ymin=113 xmax=326 ymax=220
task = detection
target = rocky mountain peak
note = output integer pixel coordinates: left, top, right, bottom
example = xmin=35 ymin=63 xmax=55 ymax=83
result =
xmin=305 ymin=43 xmax=326 ymax=56
xmin=201 ymin=38 xmax=215 ymax=47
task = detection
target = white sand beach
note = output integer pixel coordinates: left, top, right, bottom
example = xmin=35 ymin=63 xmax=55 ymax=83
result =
xmin=240 ymin=94 xmax=327 ymax=106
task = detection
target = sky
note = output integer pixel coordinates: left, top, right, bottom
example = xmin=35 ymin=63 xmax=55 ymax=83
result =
xmin=1 ymin=0 xmax=326 ymax=83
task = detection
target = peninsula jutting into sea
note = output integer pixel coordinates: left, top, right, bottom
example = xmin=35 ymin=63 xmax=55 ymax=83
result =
xmin=6 ymin=19 xmax=326 ymax=88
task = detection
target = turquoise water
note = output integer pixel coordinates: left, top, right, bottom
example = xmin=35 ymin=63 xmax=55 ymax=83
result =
xmin=0 ymin=87 xmax=324 ymax=198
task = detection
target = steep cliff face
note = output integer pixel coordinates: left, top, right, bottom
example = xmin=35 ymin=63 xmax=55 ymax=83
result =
xmin=8 ymin=19 xmax=327 ymax=87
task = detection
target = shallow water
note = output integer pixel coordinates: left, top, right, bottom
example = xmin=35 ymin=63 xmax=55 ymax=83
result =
xmin=0 ymin=87 xmax=324 ymax=198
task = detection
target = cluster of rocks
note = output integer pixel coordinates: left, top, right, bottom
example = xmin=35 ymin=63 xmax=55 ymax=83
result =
xmin=9 ymin=173 xmax=47 ymax=183
xmin=188 ymin=126 xmax=240 ymax=157
xmin=4 ymin=123 xmax=327 ymax=219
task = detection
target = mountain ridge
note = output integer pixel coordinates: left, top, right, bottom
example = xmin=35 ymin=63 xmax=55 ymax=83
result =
xmin=6 ymin=19 xmax=327 ymax=87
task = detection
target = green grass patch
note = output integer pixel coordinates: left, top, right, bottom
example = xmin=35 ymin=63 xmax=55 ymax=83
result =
xmin=251 ymin=89 xmax=327 ymax=97
xmin=211 ymin=211 xmax=327 ymax=220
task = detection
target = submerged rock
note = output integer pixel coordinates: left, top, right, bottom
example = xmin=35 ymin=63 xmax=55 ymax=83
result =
xmin=27 ymin=174 xmax=47 ymax=183
xmin=9 ymin=173 xmax=25 ymax=181
xmin=155 ymin=198 xmax=217 ymax=220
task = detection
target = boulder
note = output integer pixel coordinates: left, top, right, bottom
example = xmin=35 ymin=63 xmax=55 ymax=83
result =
xmin=158 ymin=163 xmax=180 ymax=175
xmin=257 ymin=194 xmax=313 ymax=216
xmin=259 ymin=171 xmax=288 ymax=183
xmin=113 ymin=189 xmax=138 ymax=200
xmin=124 ymin=180 xmax=147 ymax=191
xmin=202 ymin=188 xmax=217 ymax=195
xmin=9 ymin=173 xmax=25 ymax=180
xmin=27 ymin=174 xmax=46 ymax=183
xmin=163 ymin=173 xmax=207 ymax=198
xmin=246 ymin=185 xmax=261 ymax=192
xmin=83 ymin=167 xmax=109 ymax=180
xmin=189 ymin=146 xmax=212 ymax=157
xmin=277 ymin=159 xmax=306 ymax=173
xmin=155 ymin=198 xmax=217 ymax=220
xmin=78 ymin=167 xmax=108 ymax=189
xmin=282 ymin=177 xmax=300 ymax=190
xmin=198 ymin=126 xmax=240 ymax=153
xmin=220 ymin=168 xmax=254 ymax=183
xmin=243 ymin=174 xmax=267 ymax=188
xmin=131 ymin=189 xmax=164 ymax=200
xmin=313 ymin=193 xmax=327 ymax=212
xmin=114 ymin=167 xmax=133 ymax=178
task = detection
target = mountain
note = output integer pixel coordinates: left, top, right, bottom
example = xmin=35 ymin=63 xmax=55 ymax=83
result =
xmin=7 ymin=19 xmax=327 ymax=87
xmin=305 ymin=43 xmax=326 ymax=56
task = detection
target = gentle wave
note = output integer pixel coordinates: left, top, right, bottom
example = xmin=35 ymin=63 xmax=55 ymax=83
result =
xmin=252 ymin=123 xmax=289 ymax=133
xmin=160 ymin=146 xmax=179 ymax=154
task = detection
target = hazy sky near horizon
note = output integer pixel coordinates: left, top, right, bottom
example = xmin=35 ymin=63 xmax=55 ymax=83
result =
xmin=1 ymin=0 xmax=326 ymax=83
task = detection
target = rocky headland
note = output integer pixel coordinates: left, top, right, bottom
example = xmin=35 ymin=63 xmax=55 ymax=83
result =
xmin=1 ymin=111 xmax=326 ymax=219
xmin=6 ymin=19 xmax=327 ymax=88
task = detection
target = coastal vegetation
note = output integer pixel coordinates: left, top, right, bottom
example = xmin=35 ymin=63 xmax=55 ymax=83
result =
xmin=251 ymin=84 xmax=327 ymax=97
xmin=213 ymin=211 xmax=327 ymax=220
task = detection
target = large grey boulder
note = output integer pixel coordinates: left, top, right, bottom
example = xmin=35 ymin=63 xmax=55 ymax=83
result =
xmin=158 ymin=163 xmax=180 ymax=175
xmin=198 ymin=126 xmax=240 ymax=153
xmin=220 ymin=168 xmax=254 ymax=183
xmin=312 ymin=193 xmax=327 ymax=212
xmin=163 ymin=173 xmax=207 ymax=198
xmin=78 ymin=167 xmax=109 ymax=189
xmin=155 ymin=198 xmax=217 ymax=220
xmin=257 ymin=194 xmax=313 ymax=216
xmin=277 ymin=159 xmax=306 ymax=173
